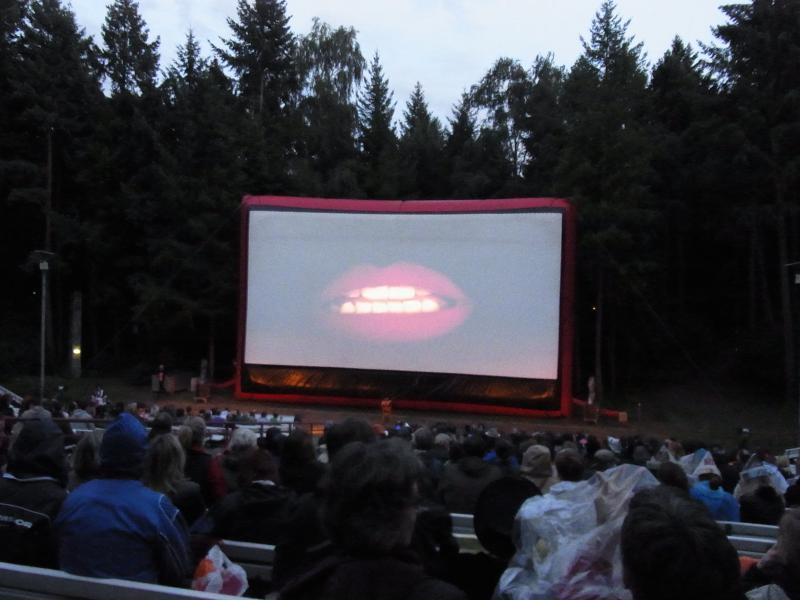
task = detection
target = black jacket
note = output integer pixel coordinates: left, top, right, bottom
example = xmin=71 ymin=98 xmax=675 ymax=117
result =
xmin=279 ymin=551 xmax=466 ymax=600
xmin=211 ymin=481 xmax=295 ymax=544
xmin=0 ymin=418 xmax=67 ymax=567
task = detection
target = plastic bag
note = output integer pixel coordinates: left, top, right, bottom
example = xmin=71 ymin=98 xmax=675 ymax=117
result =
xmin=495 ymin=464 xmax=658 ymax=600
xmin=734 ymin=454 xmax=788 ymax=498
xmin=679 ymin=449 xmax=721 ymax=486
xmin=192 ymin=544 xmax=249 ymax=596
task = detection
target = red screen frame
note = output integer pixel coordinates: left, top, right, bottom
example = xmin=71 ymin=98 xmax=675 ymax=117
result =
xmin=237 ymin=196 xmax=576 ymax=418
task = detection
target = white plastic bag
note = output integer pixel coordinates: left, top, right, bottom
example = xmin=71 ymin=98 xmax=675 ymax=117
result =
xmin=495 ymin=464 xmax=658 ymax=600
xmin=192 ymin=544 xmax=249 ymax=596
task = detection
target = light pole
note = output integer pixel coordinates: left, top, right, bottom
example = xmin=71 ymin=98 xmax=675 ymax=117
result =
xmin=31 ymin=250 xmax=55 ymax=401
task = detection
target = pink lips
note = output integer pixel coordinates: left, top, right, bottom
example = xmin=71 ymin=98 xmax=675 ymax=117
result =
xmin=321 ymin=262 xmax=471 ymax=342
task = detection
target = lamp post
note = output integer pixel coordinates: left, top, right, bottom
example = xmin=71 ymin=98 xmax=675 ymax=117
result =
xmin=30 ymin=250 xmax=55 ymax=401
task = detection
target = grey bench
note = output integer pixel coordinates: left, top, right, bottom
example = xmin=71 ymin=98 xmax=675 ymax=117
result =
xmin=220 ymin=539 xmax=275 ymax=582
xmin=0 ymin=561 xmax=235 ymax=600
xmin=718 ymin=521 xmax=778 ymax=559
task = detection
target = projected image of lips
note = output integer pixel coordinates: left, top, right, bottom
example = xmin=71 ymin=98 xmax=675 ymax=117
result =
xmin=321 ymin=262 xmax=471 ymax=342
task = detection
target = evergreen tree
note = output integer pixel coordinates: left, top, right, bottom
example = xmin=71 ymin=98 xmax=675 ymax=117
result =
xmin=215 ymin=0 xmax=296 ymax=116
xmin=444 ymin=94 xmax=487 ymax=198
xmin=556 ymin=0 xmax=654 ymax=400
xmin=87 ymin=0 xmax=173 ymax=364
xmin=100 ymin=0 xmax=159 ymax=96
xmin=398 ymin=82 xmax=445 ymax=198
xmin=522 ymin=54 xmax=565 ymax=194
xmin=214 ymin=0 xmax=297 ymax=193
xmin=648 ymin=38 xmax=721 ymax=341
xmin=142 ymin=35 xmax=246 ymax=373
xmin=709 ymin=0 xmax=800 ymax=400
xmin=0 ymin=0 xmax=104 ymax=371
xmin=357 ymin=52 xmax=398 ymax=198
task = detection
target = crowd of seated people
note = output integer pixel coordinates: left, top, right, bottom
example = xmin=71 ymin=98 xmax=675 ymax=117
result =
xmin=0 ymin=391 xmax=799 ymax=599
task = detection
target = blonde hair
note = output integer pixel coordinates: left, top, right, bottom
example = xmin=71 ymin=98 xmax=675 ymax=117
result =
xmin=142 ymin=433 xmax=186 ymax=495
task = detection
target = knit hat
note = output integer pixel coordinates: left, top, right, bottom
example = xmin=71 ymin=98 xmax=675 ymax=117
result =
xmin=520 ymin=445 xmax=553 ymax=478
xmin=100 ymin=413 xmax=148 ymax=472
xmin=8 ymin=418 xmax=66 ymax=483
xmin=593 ymin=449 xmax=619 ymax=470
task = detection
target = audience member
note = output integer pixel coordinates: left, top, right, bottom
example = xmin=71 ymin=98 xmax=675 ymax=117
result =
xmin=621 ymin=486 xmax=745 ymax=600
xmin=280 ymin=439 xmax=465 ymax=600
xmin=68 ymin=429 xmax=103 ymax=490
xmin=519 ymin=445 xmax=558 ymax=493
xmin=55 ymin=413 xmax=191 ymax=585
xmin=148 ymin=411 xmax=174 ymax=440
xmin=211 ymin=448 xmax=295 ymax=544
xmin=279 ymin=429 xmax=326 ymax=495
xmin=143 ymin=433 xmax=206 ymax=526
xmin=273 ymin=418 xmax=376 ymax=588
xmin=656 ymin=461 xmax=690 ymax=492
xmin=740 ymin=486 xmax=785 ymax=526
xmin=184 ymin=416 xmax=226 ymax=506
xmin=690 ymin=464 xmax=741 ymax=522
xmin=746 ymin=509 xmax=800 ymax=600
xmin=554 ymin=448 xmax=585 ymax=483
xmin=219 ymin=427 xmax=259 ymax=493
xmin=0 ymin=419 xmax=67 ymax=568
xmin=438 ymin=435 xmax=502 ymax=513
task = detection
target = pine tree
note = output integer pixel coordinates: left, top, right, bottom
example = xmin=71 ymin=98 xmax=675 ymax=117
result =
xmin=556 ymin=0 xmax=654 ymax=401
xmin=100 ymin=0 xmax=159 ymax=96
xmin=357 ymin=52 xmax=398 ymax=198
xmin=398 ymin=82 xmax=445 ymax=198
xmin=214 ymin=0 xmax=297 ymax=193
xmin=444 ymin=94 xmax=486 ymax=198
xmin=648 ymin=38 xmax=720 ymax=338
xmin=214 ymin=0 xmax=296 ymax=116
xmin=0 ymin=0 xmax=104 ymax=370
xmin=522 ymin=54 xmax=565 ymax=195
xmin=709 ymin=0 xmax=800 ymax=401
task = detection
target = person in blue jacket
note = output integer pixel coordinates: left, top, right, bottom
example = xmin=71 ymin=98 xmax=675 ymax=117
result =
xmin=689 ymin=464 xmax=740 ymax=522
xmin=55 ymin=412 xmax=191 ymax=586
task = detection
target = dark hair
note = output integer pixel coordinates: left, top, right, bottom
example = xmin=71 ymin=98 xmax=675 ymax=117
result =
xmin=462 ymin=434 xmax=486 ymax=458
xmin=412 ymin=427 xmax=434 ymax=451
xmin=237 ymin=447 xmax=279 ymax=488
xmin=322 ymin=439 xmax=420 ymax=554
xmin=280 ymin=429 xmax=316 ymax=467
xmin=325 ymin=418 xmax=376 ymax=460
xmin=148 ymin=411 xmax=174 ymax=440
xmin=656 ymin=461 xmax=689 ymax=492
xmin=740 ymin=485 xmax=785 ymax=525
xmin=555 ymin=449 xmax=584 ymax=482
xmin=621 ymin=487 xmax=743 ymax=600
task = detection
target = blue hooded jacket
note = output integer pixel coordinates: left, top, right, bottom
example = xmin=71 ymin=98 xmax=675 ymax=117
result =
xmin=55 ymin=413 xmax=191 ymax=585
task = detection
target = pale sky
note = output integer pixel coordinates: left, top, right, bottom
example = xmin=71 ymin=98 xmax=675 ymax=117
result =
xmin=68 ymin=0 xmax=727 ymax=121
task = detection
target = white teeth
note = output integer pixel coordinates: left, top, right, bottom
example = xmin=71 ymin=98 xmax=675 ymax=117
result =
xmin=338 ymin=297 xmax=442 ymax=314
xmin=351 ymin=286 xmax=428 ymax=301
xmin=421 ymin=299 xmax=439 ymax=312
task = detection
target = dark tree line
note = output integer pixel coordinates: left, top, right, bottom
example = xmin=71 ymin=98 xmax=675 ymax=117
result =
xmin=1 ymin=0 xmax=798 ymax=404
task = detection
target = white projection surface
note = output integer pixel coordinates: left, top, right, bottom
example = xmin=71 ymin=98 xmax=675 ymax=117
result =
xmin=244 ymin=210 xmax=563 ymax=380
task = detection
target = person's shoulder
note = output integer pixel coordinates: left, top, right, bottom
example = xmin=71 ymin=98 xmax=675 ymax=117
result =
xmin=410 ymin=576 xmax=467 ymax=600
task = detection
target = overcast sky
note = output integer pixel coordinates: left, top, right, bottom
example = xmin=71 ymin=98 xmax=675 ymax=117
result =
xmin=68 ymin=0 xmax=728 ymax=121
